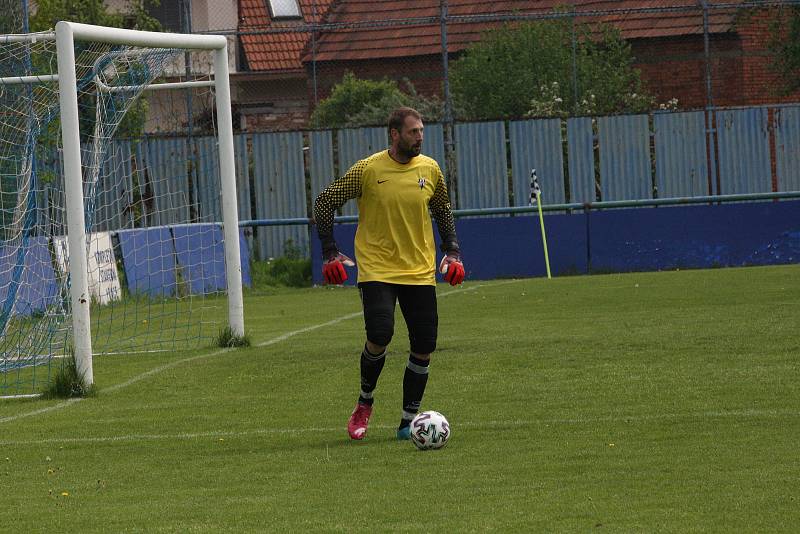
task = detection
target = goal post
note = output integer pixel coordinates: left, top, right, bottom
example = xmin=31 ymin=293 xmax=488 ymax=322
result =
xmin=55 ymin=22 xmax=245 ymax=386
xmin=0 ymin=22 xmax=245 ymax=396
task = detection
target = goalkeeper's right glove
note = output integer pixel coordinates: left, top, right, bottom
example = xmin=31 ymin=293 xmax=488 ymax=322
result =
xmin=322 ymin=249 xmax=354 ymax=285
xmin=439 ymin=253 xmax=465 ymax=286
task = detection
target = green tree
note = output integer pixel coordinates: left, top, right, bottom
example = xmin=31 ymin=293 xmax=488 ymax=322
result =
xmin=30 ymin=0 xmax=161 ymax=32
xmin=311 ymin=72 xmax=443 ymax=128
xmin=0 ymin=0 xmax=26 ymax=33
xmin=29 ymin=0 xmax=162 ymax=140
xmin=450 ymin=19 xmax=661 ymax=120
xmin=766 ymin=6 xmax=800 ymax=94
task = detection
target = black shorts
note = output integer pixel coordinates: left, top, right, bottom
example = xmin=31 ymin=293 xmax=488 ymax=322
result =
xmin=358 ymin=282 xmax=438 ymax=355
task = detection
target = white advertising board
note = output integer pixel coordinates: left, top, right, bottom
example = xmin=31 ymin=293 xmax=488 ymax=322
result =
xmin=53 ymin=232 xmax=122 ymax=305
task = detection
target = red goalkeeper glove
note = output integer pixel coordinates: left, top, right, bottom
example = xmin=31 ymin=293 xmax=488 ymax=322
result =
xmin=322 ymin=251 xmax=354 ymax=285
xmin=439 ymin=253 xmax=465 ymax=286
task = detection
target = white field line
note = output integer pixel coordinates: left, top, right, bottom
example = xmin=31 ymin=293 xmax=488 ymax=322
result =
xmin=1 ymin=408 xmax=797 ymax=447
xmin=0 ymin=281 xmax=518 ymax=425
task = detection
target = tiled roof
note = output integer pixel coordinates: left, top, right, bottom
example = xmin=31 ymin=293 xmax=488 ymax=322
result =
xmin=239 ymin=0 xmax=335 ymax=72
xmin=305 ymin=0 xmax=744 ymax=63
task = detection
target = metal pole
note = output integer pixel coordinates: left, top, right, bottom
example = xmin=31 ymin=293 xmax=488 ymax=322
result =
xmin=214 ymin=46 xmax=245 ymax=337
xmin=312 ymin=0 xmax=319 ymax=109
xmin=183 ymin=0 xmax=193 ymax=133
xmin=440 ymin=0 xmax=457 ymax=204
xmin=55 ymin=21 xmax=94 ymax=385
xmin=570 ymin=4 xmax=579 ymax=114
xmin=701 ymin=0 xmax=714 ymax=109
xmin=701 ymin=0 xmax=719 ymax=195
xmin=22 ymin=0 xmax=29 ymax=33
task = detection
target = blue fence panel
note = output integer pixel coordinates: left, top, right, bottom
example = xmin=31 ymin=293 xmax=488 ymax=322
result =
xmin=654 ymin=111 xmax=709 ymax=198
xmin=92 ymin=141 xmax=133 ymax=232
xmin=238 ymin=228 xmax=252 ymax=287
xmin=79 ymin=145 xmax=96 ymax=228
xmin=233 ymin=134 xmax=253 ymax=253
xmin=337 ymin=127 xmax=387 ymax=216
xmin=192 ymin=136 xmax=221 ymax=223
xmin=117 ymin=228 xmax=177 ymax=297
xmin=309 ymin=130 xmax=335 ymax=206
xmin=598 ymin=114 xmax=652 ymax=201
xmin=310 ymin=214 xmax=588 ymax=284
xmin=137 ymin=137 xmax=191 ymax=226
xmin=172 ymin=224 xmax=226 ymax=295
xmin=38 ymin=149 xmax=66 ymax=235
xmin=453 ymin=214 xmax=587 ymax=278
xmin=455 ymin=121 xmax=508 ymax=210
xmin=234 ymin=134 xmax=252 ymax=224
xmin=588 ymin=200 xmax=800 ymax=271
xmin=0 ymin=237 xmax=59 ymax=316
xmin=716 ymin=108 xmax=771 ymax=194
xmin=422 ymin=122 xmax=446 ymax=176
xmin=509 ymin=118 xmax=565 ymax=209
xmin=567 ymin=117 xmax=595 ymax=203
xmin=774 ymin=106 xmax=800 ymax=193
xmin=131 ymin=141 xmax=149 ymax=225
xmin=252 ymin=131 xmax=308 ymax=260
xmin=310 ymin=201 xmax=799 ymax=283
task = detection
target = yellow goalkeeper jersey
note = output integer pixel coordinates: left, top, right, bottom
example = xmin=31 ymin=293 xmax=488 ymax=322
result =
xmin=314 ymin=150 xmax=457 ymax=285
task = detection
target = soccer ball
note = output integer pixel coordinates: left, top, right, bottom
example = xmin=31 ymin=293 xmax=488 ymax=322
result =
xmin=410 ymin=410 xmax=450 ymax=450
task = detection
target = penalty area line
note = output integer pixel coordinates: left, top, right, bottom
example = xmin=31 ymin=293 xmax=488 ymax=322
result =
xmin=252 ymin=279 xmax=509 ymax=349
xmin=0 ymin=281 xmax=511 ymax=426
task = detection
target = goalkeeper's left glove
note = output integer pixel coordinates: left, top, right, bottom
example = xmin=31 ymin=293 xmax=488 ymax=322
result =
xmin=322 ymin=250 xmax=354 ymax=285
xmin=439 ymin=253 xmax=465 ymax=286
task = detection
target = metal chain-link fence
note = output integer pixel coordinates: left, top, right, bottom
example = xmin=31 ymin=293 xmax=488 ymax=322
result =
xmin=5 ymin=1 xmax=800 ymax=261
xmin=7 ymin=1 xmax=799 ymax=135
xmin=224 ymin=1 xmax=800 ymax=133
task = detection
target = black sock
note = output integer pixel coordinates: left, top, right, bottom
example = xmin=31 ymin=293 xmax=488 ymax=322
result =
xmin=358 ymin=344 xmax=386 ymax=406
xmin=400 ymin=355 xmax=429 ymax=427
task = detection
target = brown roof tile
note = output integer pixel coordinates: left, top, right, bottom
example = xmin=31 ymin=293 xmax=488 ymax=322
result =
xmin=239 ymin=0 xmax=335 ymax=72
xmin=239 ymin=0 xmax=745 ymax=70
xmin=306 ymin=0 xmax=743 ymax=62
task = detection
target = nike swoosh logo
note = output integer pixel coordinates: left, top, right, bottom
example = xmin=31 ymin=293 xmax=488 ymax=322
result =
xmin=377 ymin=180 xmax=389 ymax=184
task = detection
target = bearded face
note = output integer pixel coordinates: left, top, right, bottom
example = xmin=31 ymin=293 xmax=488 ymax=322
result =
xmin=394 ymin=116 xmax=423 ymax=160
xmin=397 ymin=136 xmax=422 ymax=159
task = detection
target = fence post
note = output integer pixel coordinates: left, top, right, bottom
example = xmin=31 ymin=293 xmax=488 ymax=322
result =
xmin=311 ymin=3 xmax=319 ymax=110
xmin=570 ymin=5 xmax=579 ymax=114
xmin=440 ymin=0 xmax=458 ymax=207
xmin=701 ymin=0 xmax=720 ymax=196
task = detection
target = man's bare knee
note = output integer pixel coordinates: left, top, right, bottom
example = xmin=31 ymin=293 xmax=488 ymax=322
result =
xmin=366 ymin=340 xmax=386 ymax=355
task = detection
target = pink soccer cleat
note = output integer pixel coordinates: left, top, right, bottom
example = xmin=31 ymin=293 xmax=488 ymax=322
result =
xmin=347 ymin=402 xmax=373 ymax=440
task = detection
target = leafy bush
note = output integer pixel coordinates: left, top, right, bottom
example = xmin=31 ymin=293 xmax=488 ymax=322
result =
xmin=250 ymin=241 xmax=312 ymax=288
xmin=763 ymin=5 xmax=800 ymax=94
xmin=311 ymin=72 xmax=443 ymax=128
xmin=451 ymin=19 xmax=668 ymax=120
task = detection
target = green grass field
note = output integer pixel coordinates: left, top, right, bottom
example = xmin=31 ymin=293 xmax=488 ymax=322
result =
xmin=1 ymin=265 xmax=799 ymax=532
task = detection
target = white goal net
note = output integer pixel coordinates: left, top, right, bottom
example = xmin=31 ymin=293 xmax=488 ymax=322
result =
xmin=0 ymin=23 xmax=244 ymax=397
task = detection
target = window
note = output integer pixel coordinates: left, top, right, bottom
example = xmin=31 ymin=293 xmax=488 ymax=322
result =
xmin=267 ymin=0 xmax=302 ymax=19
xmin=147 ymin=0 xmax=184 ymax=32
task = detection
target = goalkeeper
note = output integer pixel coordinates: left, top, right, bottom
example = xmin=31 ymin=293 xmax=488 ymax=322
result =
xmin=313 ymin=106 xmax=465 ymax=441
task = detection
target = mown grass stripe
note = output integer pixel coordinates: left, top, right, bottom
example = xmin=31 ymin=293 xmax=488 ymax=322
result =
xmin=0 ymin=281 xmax=515 ymax=425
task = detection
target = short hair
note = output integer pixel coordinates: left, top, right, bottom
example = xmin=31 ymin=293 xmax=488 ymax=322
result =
xmin=388 ymin=107 xmax=422 ymax=136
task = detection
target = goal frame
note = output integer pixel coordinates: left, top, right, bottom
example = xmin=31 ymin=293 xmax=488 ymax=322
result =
xmin=53 ymin=21 xmax=245 ymax=385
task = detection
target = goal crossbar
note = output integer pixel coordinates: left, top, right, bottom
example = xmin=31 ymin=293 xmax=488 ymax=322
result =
xmin=52 ymin=21 xmax=244 ymax=385
xmin=63 ymin=21 xmax=226 ymax=49
xmin=0 ymin=75 xmax=214 ymax=91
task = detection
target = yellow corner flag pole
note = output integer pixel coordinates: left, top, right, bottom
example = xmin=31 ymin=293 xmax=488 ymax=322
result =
xmin=531 ymin=169 xmax=552 ymax=279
